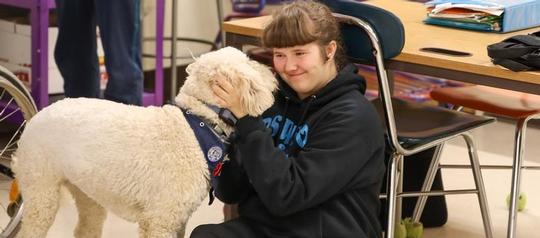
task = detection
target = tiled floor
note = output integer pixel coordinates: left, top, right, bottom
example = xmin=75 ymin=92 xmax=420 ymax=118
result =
xmin=2 ymin=120 xmax=539 ymax=237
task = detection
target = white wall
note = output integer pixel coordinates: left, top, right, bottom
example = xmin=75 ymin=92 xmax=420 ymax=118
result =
xmin=141 ymin=0 xmax=233 ymax=70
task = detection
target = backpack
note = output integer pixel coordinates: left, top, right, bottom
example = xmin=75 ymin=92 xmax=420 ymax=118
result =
xmin=487 ymin=30 xmax=540 ymax=72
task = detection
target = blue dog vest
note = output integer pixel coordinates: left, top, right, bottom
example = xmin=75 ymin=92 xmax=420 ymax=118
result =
xmin=182 ymin=109 xmax=229 ymax=204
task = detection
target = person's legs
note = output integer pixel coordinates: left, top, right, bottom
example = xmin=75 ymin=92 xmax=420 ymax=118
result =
xmin=95 ymin=0 xmax=143 ymax=105
xmin=190 ymin=218 xmax=262 ymax=238
xmin=54 ymin=0 xmax=100 ymax=98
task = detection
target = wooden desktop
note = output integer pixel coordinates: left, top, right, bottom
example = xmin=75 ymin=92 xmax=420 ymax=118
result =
xmin=223 ymin=0 xmax=540 ymax=95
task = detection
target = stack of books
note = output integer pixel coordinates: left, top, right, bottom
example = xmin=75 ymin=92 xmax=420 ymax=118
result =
xmin=424 ymin=0 xmax=540 ymax=33
xmin=425 ymin=0 xmax=504 ymax=32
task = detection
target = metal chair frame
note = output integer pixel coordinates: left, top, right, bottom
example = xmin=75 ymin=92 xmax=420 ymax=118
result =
xmin=504 ymin=114 xmax=540 ymax=238
xmin=427 ymin=91 xmax=540 ymax=238
xmin=333 ymin=12 xmax=494 ymax=238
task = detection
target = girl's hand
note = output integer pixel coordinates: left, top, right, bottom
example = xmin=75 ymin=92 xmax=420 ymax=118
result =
xmin=212 ymin=74 xmax=248 ymax=119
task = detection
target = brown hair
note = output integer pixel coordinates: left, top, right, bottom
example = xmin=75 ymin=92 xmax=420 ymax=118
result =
xmin=261 ymin=0 xmax=346 ymax=69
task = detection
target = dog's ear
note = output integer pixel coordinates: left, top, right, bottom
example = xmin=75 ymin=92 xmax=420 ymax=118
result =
xmin=233 ymin=61 xmax=278 ymax=116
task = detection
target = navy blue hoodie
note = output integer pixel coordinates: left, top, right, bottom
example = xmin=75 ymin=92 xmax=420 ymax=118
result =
xmin=216 ymin=64 xmax=386 ymax=238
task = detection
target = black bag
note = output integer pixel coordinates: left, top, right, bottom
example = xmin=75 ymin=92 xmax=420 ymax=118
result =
xmin=380 ymin=147 xmax=448 ymax=229
xmin=487 ymin=30 xmax=540 ymax=72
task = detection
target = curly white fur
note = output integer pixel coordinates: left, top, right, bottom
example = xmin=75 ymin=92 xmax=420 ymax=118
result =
xmin=11 ymin=47 xmax=277 ymax=238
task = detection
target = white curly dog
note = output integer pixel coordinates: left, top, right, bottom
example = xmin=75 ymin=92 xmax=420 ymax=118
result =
xmin=12 ymin=47 xmax=277 ymax=238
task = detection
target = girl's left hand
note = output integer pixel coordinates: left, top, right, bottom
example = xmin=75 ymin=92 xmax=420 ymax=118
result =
xmin=212 ymin=74 xmax=248 ymax=119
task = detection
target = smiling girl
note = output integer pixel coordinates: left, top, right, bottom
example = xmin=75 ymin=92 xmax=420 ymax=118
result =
xmin=191 ymin=1 xmax=386 ymax=237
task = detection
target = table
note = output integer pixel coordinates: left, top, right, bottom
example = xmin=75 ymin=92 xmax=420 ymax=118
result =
xmin=222 ymin=0 xmax=540 ymax=95
xmin=0 ymin=0 xmax=164 ymax=109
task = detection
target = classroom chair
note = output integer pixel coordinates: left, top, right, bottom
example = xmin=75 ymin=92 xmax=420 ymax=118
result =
xmin=319 ymin=0 xmax=496 ymax=237
xmin=430 ymin=85 xmax=540 ymax=238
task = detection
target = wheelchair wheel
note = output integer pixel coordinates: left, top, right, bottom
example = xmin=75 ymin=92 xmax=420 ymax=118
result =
xmin=0 ymin=65 xmax=38 ymax=238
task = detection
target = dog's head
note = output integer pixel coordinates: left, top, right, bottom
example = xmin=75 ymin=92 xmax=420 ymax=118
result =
xmin=177 ymin=47 xmax=277 ymax=117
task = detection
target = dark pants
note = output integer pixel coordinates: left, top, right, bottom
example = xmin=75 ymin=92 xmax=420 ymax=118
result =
xmin=54 ymin=0 xmax=143 ymax=105
xmin=190 ymin=218 xmax=262 ymax=238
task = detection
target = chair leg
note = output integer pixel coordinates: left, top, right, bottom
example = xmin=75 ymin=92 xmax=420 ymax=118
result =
xmin=396 ymin=153 xmax=404 ymax=225
xmin=462 ymin=133 xmax=494 ymax=238
xmin=385 ymin=153 xmax=403 ymax=238
xmin=507 ymin=119 xmax=528 ymax=238
xmin=411 ymin=144 xmax=445 ymax=222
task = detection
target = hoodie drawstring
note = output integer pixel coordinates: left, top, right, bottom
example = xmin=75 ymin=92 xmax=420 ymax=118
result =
xmin=285 ymin=95 xmax=316 ymax=155
xmin=298 ymin=95 xmax=316 ymax=126
xmin=274 ymin=96 xmax=290 ymax=145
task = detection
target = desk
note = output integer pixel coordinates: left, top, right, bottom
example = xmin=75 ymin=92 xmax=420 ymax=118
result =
xmin=0 ymin=0 xmax=164 ymax=108
xmin=222 ymin=0 xmax=540 ymax=95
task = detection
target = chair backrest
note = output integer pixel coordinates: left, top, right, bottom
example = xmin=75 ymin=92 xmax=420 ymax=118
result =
xmin=321 ymin=0 xmax=408 ymax=153
xmin=321 ymin=0 xmax=404 ymax=61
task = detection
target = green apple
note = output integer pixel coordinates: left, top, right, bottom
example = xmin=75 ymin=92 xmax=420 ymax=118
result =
xmin=394 ymin=220 xmax=407 ymax=238
xmin=506 ymin=192 xmax=527 ymax=212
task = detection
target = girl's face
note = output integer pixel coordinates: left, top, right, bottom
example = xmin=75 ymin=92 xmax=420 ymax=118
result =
xmin=273 ymin=41 xmax=337 ymax=100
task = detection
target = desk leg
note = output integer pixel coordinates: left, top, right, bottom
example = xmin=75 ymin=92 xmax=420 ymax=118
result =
xmin=170 ymin=0 xmax=178 ymax=103
xmin=387 ymin=70 xmax=395 ymax=95
xmin=31 ymin=0 xmax=50 ymax=109
xmin=216 ymin=0 xmax=225 ymax=48
xmin=154 ymin=0 xmax=164 ymax=105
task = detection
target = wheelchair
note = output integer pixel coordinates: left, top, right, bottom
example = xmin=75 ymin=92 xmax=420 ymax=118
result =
xmin=0 ymin=65 xmax=38 ymax=237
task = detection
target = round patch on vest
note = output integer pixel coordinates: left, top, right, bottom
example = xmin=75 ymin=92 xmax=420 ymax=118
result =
xmin=208 ymin=146 xmax=223 ymax=162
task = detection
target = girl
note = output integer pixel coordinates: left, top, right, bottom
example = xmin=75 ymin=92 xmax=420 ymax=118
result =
xmin=191 ymin=1 xmax=385 ymax=237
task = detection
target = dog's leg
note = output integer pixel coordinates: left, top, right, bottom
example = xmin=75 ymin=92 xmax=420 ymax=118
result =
xmin=65 ymin=182 xmax=107 ymax=238
xmin=17 ymin=178 xmax=61 ymax=238
xmin=176 ymin=226 xmax=186 ymax=238
xmin=138 ymin=218 xmax=186 ymax=238
xmin=138 ymin=220 xmax=150 ymax=237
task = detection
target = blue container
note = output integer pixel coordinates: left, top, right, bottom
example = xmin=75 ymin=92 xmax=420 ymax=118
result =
xmin=232 ymin=0 xmax=266 ymax=13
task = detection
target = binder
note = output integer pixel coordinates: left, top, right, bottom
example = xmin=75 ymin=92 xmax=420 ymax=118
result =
xmin=425 ymin=0 xmax=540 ymax=32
